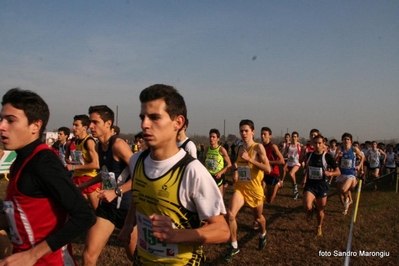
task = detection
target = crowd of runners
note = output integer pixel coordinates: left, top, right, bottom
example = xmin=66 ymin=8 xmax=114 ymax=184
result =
xmin=0 ymin=85 xmax=398 ymax=265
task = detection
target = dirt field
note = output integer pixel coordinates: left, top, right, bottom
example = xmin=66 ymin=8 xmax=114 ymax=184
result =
xmin=1 ymin=172 xmax=398 ymax=265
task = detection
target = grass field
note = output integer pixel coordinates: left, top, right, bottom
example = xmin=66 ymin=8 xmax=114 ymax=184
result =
xmin=0 ymin=171 xmax=398 ymax=265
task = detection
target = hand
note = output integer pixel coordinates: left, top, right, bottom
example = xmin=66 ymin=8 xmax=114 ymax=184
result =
xmin=97 ymin=189 xmax=117 ymax=203
xmin=66 ymin=164 xmax=74 ymax=171
xmin=0 ymin=250 xmax=38 ymax=266
xmin=240 ymin=149 xmax=251 ymax=162
xmin=149 ymin=213 xmax=176 ymax=244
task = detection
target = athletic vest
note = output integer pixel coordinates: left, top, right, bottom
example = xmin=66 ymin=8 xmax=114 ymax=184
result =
xmin=386 ymin=152 xmax=396 ymax=168
xmin=71 ymin=135 xmax=97 ymax=177
xmin=132 ymin=149 xmax=204 ymax=265
xmin=205 ymin=145 xmax=224 ymax=175
xmin=369 ymin=149 xmax=381 ymax=168
xmin=234 ymin=144 xmax=264 ymax=196
xmin=97 ymin=135 xmax=131 ymax=210
xmin=306 ymin=152 xmax=328 ymax=183
xmin=4 ymin=144 xmax=76 ymax=265
xmin=263 ymin=142 xmax=280 ymax=177
xmin=339 ymin=146 xmax=356 ymax=176
xmin=286 ymin=143 xmax=301 ymax=167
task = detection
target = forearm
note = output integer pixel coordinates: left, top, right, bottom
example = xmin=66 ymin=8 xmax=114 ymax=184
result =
xmin=77 ymin=174 xmax=102 ymax=190
xmin=171 ymin=215 xmax=229 ymax=245
xmin=249 ymin=158 xmax=270 ymax=173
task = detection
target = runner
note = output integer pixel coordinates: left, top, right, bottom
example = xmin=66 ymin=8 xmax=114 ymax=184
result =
xmin=224 ymin=119 xmax=271 ymax=263
xmin=204 ymin=128 xmax=232 ymax=197
xmin=367 ymin=141 xmax=386 ymax=191
xmin=260 ymin=127 xmax=285 ymax=203
xmin=283 ymin=131 xmax=302 ymax=200
xmin=119 ymin=84 xmax=229 ymax=265
xmin=335 ymin=133 xmax=365 ymax=215
xmin=303 ymin=134 xmax=340 ymax=236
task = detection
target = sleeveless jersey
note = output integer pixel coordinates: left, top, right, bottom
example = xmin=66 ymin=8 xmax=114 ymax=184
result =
xmin=205 ymin=145 xmax=224 ymax=175
xmin=339 ymin=146 xmax=356 ymax=176
xmin=71 ymin=135 xmax=97 ymax=177
xmin=368 ymin=149 xmax=381 ymax=168
xmin=233 ymin=144 xmax=264 ymax=199
xmin=132 ymin=149 xmax=204 ymax=265
xmin=385 ymin=152 xmax=396 ymax=168
xmin=286 ymin=143 xmax=301 ymax=167
xmin=306 ymin=152 xmax=328 ymax=184
xmin=4 ymin=144 xmax=75 ymax=265
xmin=98 ymin=135 xmax=131 ymax=210
xmin=263 ymin=142 xmax=280 ymax=177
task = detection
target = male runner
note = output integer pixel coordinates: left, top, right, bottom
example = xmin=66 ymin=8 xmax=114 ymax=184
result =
xmin=283 ymin=131 xmax=302 ymax=199
xmin=224 ymin=119 xmax=271 ymax=263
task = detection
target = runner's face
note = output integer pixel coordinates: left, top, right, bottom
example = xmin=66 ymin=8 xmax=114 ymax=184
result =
xmin=342 ymin=137 xmax=352 ymax=147
xmin=261 ymin=130 xmax=271 ymax=143
xmin=239 ymin=125 xmax=254 ymax=142
xmin=209 ymin=133 xmax=219 ymax=146
xmin=140 ymin=99 xmax=183 ymax=149
xmin=72 ymin=120 xmax=86 ymax=138
xmin=89 ymin=112 xmax=110 ymax=138
xmin=291 ymin=134 xmax=298 ymax=143
xmin=58 ymin=131 xmax=67 ymax=142
xmin=285 ymin=135 xmax=290 ymax=142
xmin=314 ymin=138 xmax=325 ymax=153
xmin=0 ymin=103 xmax=40 ymax=150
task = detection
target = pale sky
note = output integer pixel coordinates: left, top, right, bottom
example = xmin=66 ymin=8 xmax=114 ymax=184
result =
xmin=1 ymin=1 xmax=398 ymax=142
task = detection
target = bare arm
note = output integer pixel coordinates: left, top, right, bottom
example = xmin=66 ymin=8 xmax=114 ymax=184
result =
xmin=215 ymin=147 xmax=232 ymax=178
xmin=67 ymin=139 xmax=100 ymax=171
xmin=0 ymin=240 xmax=51 ymax=266
xmin=150 ymin=213 xmax=229 ymax=245
xmin=271 ymin=144 xmax=285 ymax=166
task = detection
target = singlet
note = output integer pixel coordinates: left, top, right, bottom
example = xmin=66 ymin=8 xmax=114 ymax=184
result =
xmin=286 ymin=143 xmax=301 ymax=167
xmin=132 ymin=149 xmax=204 ymax=265
xmin=71 ymin=135 xmax=97 ymax=177
xmin=205 ymin=145 xmax=224 ymax=175
xmin=4 ymin=144 xmax=76 ymax=266
xmin=263 ymin=142 xmax=280 ymax=177
xmin=306 ymin=152 xmax=328 ymax=184
xmin=98 ymin=135 xmax=132 ymax=210
xmin=233 ymin=144 xmax=264 ymax=197
xmin=339 ymin=146 xmax=356 ymax=176
xmin=386 ymin=152 xmax=396 ymax=168
xmin=328 ymin=147 xmax=337 ymax=158
xmin=368 ymin=149 xmax=381 ymax=168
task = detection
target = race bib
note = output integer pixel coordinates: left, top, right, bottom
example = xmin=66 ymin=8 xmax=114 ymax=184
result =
xmin=237 ymin=166 xmax=251 ymax=182
xmin=205 ymin=159 xmax=217 ymax=171
xmin=136 ymin=212 xmax=178 ymax=258
xmin=71 ymin=150 xmax=83 ymax=165
xmin=340 ymin=158 xmax=352 ymax=169
xmin=4 ymin=201 xmax=23 ymax=244
xmin=308 ymin=166 xmax=323 ymax=180
xmin=101 ymin=165 xmax=116 ymax=189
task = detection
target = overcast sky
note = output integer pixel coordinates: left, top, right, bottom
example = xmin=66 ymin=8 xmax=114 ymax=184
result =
xmin=1 ymin=1 xmax=398 ymax=142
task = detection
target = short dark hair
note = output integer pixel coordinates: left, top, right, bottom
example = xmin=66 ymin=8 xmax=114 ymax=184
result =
xmin=135 ymin=131 xmax=144 ymax=139
xmin=209 ymin=128 xmax=220 ymax=138
xmin=329 ymin=139 xmax=337 ymax=145
xmin=310 ymin=129 xmax=319 ymax=134
xmin=73 ymin=114 xmax=91 ymax=127
xmin=292 ymin=131 xmax=299 ymax=137
xmin=341 ymin=132 xmax=353 ymax=141
xmin=112 ymin=125 xmax=120 ymax=135
xmin=261 ymin=127 xmax=272 ymax=135
xmin=239 ymin=119 xmax=255 ymax=130
xmin=88 ymin=105 xmax=114 ymax=125
xmin=139 ymin=84 xmax=187 ymax=131
xmin=1 ymin=88 xmax=49 ymax=136
xmin=58 ymin=126 xmax=70 ymax=137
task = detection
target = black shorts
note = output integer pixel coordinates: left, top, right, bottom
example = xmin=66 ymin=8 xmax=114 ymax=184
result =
xmin=95 ymin=203 xmax=128 ymax=229
xmin=212 ymin=174 xmax=225 ymax=187
xmin=263 ymin=175 xmax=280 ymax=186
xmin=304 ymin=182 xmax=329 ymax=199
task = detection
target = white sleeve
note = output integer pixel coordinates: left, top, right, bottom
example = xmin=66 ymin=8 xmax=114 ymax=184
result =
xmin=179 ymin=160 xmax=226 ymax=220
xmin=185 ymin=141 xmax=198 ymax=158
